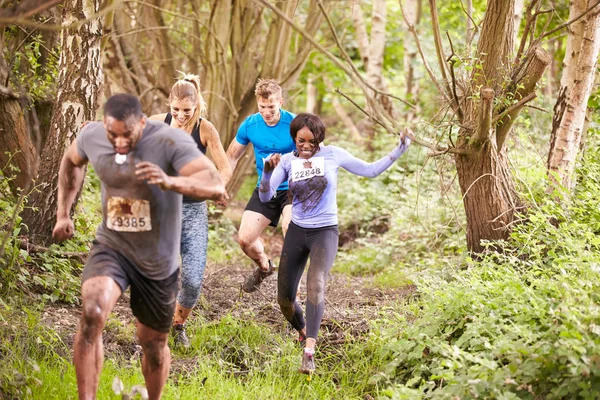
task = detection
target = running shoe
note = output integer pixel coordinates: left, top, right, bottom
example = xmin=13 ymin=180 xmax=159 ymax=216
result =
xmin=299 ymin=348 xmax=315 ymax=374
xmin=242 ymin=260 xmax=276 ymax=293
xmin=172 ymin=324 xmax=190 ymax=348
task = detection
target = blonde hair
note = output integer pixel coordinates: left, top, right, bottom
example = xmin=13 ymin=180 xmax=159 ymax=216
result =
xmin=254 ymin=78 xmax=282 ymax=100
xmin=169 ymin=72 xmax=207 ymax=132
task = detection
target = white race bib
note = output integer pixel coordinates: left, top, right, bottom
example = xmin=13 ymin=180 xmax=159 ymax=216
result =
xmin=291 ymin=157 xmax=325 ymax=182
xmin=106 ymin=197 xmax=152 ymax=232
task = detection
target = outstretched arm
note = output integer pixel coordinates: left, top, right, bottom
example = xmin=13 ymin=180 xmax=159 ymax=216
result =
xmin=53 ymin=141 xmax=88 ymax=241
xmin=340 ymin=134 xmax=411 ymax=178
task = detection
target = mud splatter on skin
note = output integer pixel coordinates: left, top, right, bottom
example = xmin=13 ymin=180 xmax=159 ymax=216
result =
xmin=290 ymin=176 xmax=328 ymax=213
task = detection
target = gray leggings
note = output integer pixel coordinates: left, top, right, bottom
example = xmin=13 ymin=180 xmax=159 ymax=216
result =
xmin=277 ymin=221 xmax=339 ymax=340
xmin=178 ymin=201 xmax=209 ymax=308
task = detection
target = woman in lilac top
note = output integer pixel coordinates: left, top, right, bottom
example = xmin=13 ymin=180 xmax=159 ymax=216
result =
xmin=259 ymin=113 xmax=411 ymax=374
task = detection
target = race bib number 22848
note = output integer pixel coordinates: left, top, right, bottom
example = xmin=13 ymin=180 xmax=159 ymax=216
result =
xmin=106 ymin=197 xmax=152 ymax=232
xmin=291 ymin=157 xmax=325 ymax=182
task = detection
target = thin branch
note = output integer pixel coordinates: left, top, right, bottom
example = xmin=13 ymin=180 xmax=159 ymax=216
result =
xmin=428 ymin=0 xmax=453 ymax=97
xmin=492 ymin=92 xmax=537 ymax=125
xmin=0 ymin=2 xmax=117 ymax=29
xmin=334 ymin=88 xmax=396 ymax=134
xmin=125 ymin=0 xmax=201 ymax=22
xmin=460 ymin=0 xmax=479 ymax=37
xmin=333 ymin=88 xmax=470 ymax=156
xmin=515 ymin=0 xmax=541 ymax=63
xmin=542 ymin=0 xmax=600 ymax=38
xmin=0 ymin=0 xmax=63 ymax=20
xmin=315 ymin=0 xmax=415 ymax=109
xmin=530 ymin=8 xmax=555 ymax=49
xmin=399 ymin=0 xmax=452 ymax=105
xmin=525 ymin=104 xmax=549 ymax=113
xmin=18 ymin=238 xmax=87 ymax=263
xmin=445 ymin=31 xmax=463 ymax=121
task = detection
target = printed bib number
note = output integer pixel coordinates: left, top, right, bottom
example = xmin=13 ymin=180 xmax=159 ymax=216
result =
xmin=106 ymin=197 xmax=152 ymax=232
xmin=291 ymin=157 xmax=325 ymax=182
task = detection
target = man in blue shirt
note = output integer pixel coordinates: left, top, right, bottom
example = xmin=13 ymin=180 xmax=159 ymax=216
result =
xmin=226 ymin=79 xmax=296 ymax=292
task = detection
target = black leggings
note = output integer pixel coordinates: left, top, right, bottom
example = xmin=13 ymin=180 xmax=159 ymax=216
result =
xmin=277 ymin=221 xmax=339 ymax=340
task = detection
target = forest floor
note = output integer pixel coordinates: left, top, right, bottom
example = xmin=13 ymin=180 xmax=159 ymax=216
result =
xmin=36 ymin=200 xmax=416 ymax=377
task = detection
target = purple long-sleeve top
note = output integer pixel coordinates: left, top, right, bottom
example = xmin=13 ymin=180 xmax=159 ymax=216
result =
xmin=259 ymin=143 xmax=408 ymax=228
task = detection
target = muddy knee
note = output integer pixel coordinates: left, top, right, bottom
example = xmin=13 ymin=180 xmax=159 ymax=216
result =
xmin=238 ymin=235 xmax=254 ymax=251
xmin=141 ymin=337 xmax=168 ymax=370
xmin=277 ymin=295 xmax=294 ymax=314
xmin=80 ymin=300 xmax=109 ymax=338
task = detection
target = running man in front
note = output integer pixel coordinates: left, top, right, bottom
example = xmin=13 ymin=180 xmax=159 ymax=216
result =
xmin=226 ymin=78 xmax=296 ymax=292
xmin=259 ymin=113 xmax=411 ymax=374
xmin=149 ymin=73 xmax=232 ymax=348
xmin=52 ymin=94 xmax=226 ymax=400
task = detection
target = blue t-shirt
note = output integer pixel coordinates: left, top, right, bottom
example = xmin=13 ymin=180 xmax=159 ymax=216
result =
xmin=235 ymin=109 xmax=296 ymax=190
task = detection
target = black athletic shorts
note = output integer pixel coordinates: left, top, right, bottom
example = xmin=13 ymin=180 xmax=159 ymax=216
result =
xmin=244 ymin=187 xmax=292 ymax=227
xmin=82 ymin=241 xmax=178 ymax=333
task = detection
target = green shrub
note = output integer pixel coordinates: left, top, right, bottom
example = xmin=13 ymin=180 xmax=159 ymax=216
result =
xmin=376 ymin=148 xmax=600 ymax=399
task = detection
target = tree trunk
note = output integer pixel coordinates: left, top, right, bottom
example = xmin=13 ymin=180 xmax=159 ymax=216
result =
xmin=21 ymin=0 xmax=104 ymax=242
xmin=351 ymin=0 xmax=392 ymax=141
xmin=0 ymin=6 xmax=59 ymax=195
xmin=513 ymin=0 xmax=525 ymax=45
xmin=454 ymin=0 xmax=529 ymax=253
xmin=306 ymin=74 xmax=317 ymax=113
xmin=98 ymin=0 xmax=321 ymax=200
xmin=455 ymin=140 xmax=519 ymax=253
xmin=0 ymin=95 xmax=39 ymax=195
xmin=547 ymin=1 xmax=600 ymax=191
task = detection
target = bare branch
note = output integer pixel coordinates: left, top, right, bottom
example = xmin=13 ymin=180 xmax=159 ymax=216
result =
xmin=525 ymin=104 xmax=549 ymax=113
xmin=399 ymin=0 xmax=452 ymax=105
xmin=0 ymin=0 xmax=63 ymax=20
xmin=334 ymin=88 xmax=468 ymax=155
xmin=0 ymin=2 xmax=118 ymax=29
xmin=542 ymin=0 xmax=600 ymax=38
xmin=445 ymin=32 xmax=464 ymax=121
xmin=460 ymin=0 xmax=478 ymax=47
xmin=315 ymin=0 xmax=415 ymax=109
xmin=515 ymin=0 xmax=541 ymax=63
xmin=428 ymin=0 xmax=453 ymax=96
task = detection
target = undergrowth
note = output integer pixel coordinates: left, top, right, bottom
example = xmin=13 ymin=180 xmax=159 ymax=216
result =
xmin=375 ymin=146 xmax=600 ymax=399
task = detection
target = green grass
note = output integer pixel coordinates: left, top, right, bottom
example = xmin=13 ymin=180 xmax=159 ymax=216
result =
xmin=0 ymin=302 xmax=386 ymax=399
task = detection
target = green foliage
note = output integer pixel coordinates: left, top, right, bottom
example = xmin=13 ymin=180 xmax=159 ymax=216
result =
xmin=376 ymin=148 xmax=600 ymax=398
xmin=0 ymin=167 xmax=100 ymax=305
xmin=0 ymin=303 xmax=70 ymax=398
xmin=4 ymin=28 xmax=59 ymax=102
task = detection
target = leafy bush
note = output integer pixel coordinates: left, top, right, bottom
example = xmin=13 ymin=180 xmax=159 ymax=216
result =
xmin=376 ymin=149 xmax=600 ymax=399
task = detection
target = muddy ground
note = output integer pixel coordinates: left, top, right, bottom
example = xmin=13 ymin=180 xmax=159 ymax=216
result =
xmin=40 ymin=203 xmax=415 ymax=369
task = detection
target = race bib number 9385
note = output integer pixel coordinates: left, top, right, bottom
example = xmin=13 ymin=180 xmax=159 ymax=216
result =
xmin=106 ymin=197 xmax=152 ymax=232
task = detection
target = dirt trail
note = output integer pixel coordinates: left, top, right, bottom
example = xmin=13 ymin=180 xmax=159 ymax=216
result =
xmin=41 ymin=205 xmax=415 ymax=361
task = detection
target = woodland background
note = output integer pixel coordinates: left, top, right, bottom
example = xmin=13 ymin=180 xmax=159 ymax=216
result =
xmin=1 ymin=0 xmax=600 ymax=398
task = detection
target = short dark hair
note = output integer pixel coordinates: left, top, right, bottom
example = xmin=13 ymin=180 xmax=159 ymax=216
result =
xmin=290 ymin=113 xmax=326 ymax=144
xmin=103 ymin=93 xmax=143 ymax=121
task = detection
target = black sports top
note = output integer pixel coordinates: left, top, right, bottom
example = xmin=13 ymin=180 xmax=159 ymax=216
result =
xmin=164 ymin=113 xmax=207 ymax=203
xmin=164 ymin=113 xmax=207 ymax=154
